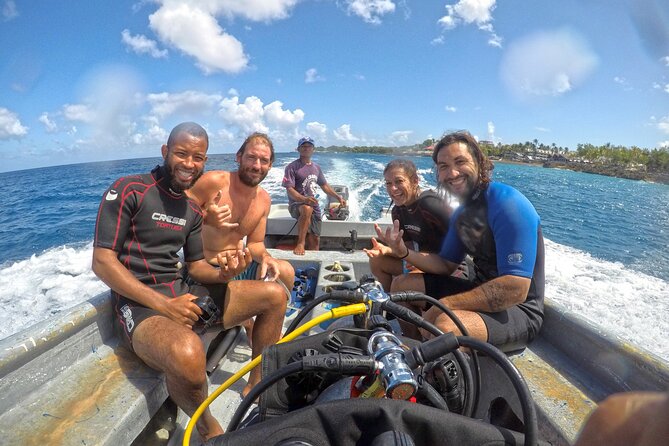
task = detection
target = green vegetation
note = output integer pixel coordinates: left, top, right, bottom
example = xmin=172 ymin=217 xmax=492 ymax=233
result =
xmin=318 ymin=138 xmax=669 ymax=183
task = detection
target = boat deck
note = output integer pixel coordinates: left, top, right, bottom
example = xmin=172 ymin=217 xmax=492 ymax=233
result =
xmin=1 ymin=247 xmax=668 ymax=445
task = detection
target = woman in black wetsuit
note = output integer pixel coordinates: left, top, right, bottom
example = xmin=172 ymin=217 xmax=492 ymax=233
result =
xmin=369 ymin=159 xmax=452 ymax=290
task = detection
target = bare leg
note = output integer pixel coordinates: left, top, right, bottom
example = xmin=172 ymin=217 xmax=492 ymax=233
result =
xmin=132 ymin=316 xmax=224 ymax=440
xmin=294 ymin=205 xmax=313 ymax=255
xmin=369 ymin=255 xmax=404 ymax=291
xmin=242 ymin=317 xmax=254 ymax=348
xmin=223 ymin=281 xmax=287 ymax=397
xmin=305 ymin=233 xmax=320 ymax=251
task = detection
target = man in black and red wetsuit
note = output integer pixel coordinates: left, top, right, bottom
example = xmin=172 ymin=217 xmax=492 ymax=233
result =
xmin=92 ymin=122 xmax=287 ymax=441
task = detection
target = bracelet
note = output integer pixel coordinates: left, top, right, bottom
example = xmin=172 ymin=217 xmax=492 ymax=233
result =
xmin=399 ymin=248 xmax=410 ymax=259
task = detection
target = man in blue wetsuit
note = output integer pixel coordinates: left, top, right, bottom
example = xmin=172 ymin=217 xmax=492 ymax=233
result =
xmin=374 ymin=130 xmax=544 ymax=352
xmin=92 ymin=122 xmax=286 ymax=440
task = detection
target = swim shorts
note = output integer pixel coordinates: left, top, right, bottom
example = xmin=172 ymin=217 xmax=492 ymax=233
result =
xmin=112 ymin=284 xmax=212 ymax=352
xmin=289 ymin=202 xmax=322 ymax=236
xmin=422 ymin=274 xmax=542 ymax=352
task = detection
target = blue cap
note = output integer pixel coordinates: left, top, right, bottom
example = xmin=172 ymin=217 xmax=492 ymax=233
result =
xmin=298 ymin=136 xmax=315 ymax=147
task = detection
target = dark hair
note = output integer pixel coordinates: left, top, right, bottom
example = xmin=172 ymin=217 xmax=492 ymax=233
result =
xmin=167 ymin=122 xmax=209 ymax=149
xmin=237 ymin=132 xmax=275 ymax=163
xmin=432 ymin=130 xmax=494 ymax=189
xmin=383 ymin=159 xmax=418 ymax=182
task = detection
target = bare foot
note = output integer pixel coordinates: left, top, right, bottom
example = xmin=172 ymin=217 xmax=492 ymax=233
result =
xmin=241 ymin=383 xmax=260 ymax=403
xmin=197 ymin=416 xmax=225 ymax=441
xmin=293 ymin=243 xmax=306 ymax=255
xmin=242 ymin=318 xmax=254 ymax=348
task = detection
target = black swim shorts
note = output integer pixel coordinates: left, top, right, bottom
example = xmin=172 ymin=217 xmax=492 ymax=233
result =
xmin=111 ymin=285 xmax=213 ymax=352
xmin=422 ymin=274 xmax=542 ymax=352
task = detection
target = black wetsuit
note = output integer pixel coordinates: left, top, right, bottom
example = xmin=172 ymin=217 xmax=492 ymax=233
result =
xmin=423 ymin=182 xmax=545 ymax=352
xmin=94 ymin=165 xmax=207 ymax=346
xmin=391 ymin=190 xmax=450 ymax=253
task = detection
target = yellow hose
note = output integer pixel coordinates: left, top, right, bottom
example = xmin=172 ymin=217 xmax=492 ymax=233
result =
xmin=183 ymin=303 xmax=368 ymax=445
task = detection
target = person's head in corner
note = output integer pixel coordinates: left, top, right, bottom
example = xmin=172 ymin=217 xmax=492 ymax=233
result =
xmin=432 ymin=130 xmax=494 ymax=201
xmin=236 ymin=132 xmax=274 ymax=187
xmin=161 ymin=122 xmax=209 ymax=193
xmin=384 ymin=159 xmax=420 ymax=207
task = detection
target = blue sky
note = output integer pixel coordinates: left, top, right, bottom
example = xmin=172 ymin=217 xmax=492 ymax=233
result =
xmin=1 ymin=0 xmax=668 ymax=172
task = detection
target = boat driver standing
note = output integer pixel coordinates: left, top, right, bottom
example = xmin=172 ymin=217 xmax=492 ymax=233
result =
xmin=282 ymin=137 xmax=347 ymax=255
xmin=371 ymin=130 xmax=545 ymax=352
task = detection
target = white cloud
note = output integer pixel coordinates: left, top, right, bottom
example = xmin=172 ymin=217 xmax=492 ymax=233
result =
xmin=63 ymin=104 xmax=96 ymax=123
xmin=656 ymin=116 xmax=669 ymax=134
xmin=487 ymin=121 xmax=495 ymax=139
xmin=438 ymin=0 xmax=501 ymax=47
xmin=660 ymin=140 xmax=669 ymax=148
xmin=390 ymin=130 xmax=412 ymax=144
xmin=0 ymin=107 xmax=28 ymax=139
xmin=342 ymin=0 xmax=396 ymax=25
xmin=219 ymin=95 xmax=267 ymax=133
xmin=146 ymin=90 xmax=223 ymax=118
xmin=305 ymin=68 xmax=325 ymax=83
xmin=121 ymin=29 xmax=168 ymax=58
xmin=445 ymin=105 xmax=457 ymax=112
xmin=264 ymin=100 xmax=305 ymax=127
xmin=662 ymin=56 xmax=669 ymax=66
xmin=354 ymin=73 xmax=366 ymax=81
xmin=500 ymin=29 xmax=598 ymax=101
xmin=146 ymin=1 xmax=299 ymax=74
xmin=197 ymin=0 xmax=299 ymax=22
xmin=534 ymin=126 xmax=551 ymax=133
xmin=431 ymin=35 xmax=445 ymax=45
xmin=132 ymin=124 xmax=168 ymax=146
xmin=306 ymin=122 xmax=328 ymax=140
xmin=2 ymin=0 xmax=18 ymax=21
xmin=218 ymin=94 xmax=304 ymax=135
xmin=149 ymin=3 xmax=248 ymax=74
xmin=333 ymin=124 xmax=359 ymax=142
xmin=665 ymin=84 xmax=669 ymax=94
xmin=39 ymin=112 xmax=57 ymax=133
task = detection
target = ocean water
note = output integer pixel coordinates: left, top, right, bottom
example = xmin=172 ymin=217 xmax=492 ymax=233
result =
xmin=0 ymin=153 xmax=667 ymax=361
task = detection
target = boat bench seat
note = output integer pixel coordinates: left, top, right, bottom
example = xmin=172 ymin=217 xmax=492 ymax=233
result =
xmin=0 ymin=292 xmax=167 ymax=445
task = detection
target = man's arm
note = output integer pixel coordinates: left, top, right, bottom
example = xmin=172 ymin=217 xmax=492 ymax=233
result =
xmin=286 ymin=186 xmax=318 ymax=206
xmin=368 ymin=220 xmax=456 ymax=275
xmin=436 ymin=275 xmax=530 ymax=313
xmin=244 ymin=193 xmax=282 ymax=280
xmin=320 ymin=183 xmax=346 ymax=206
xmin=186 ymin=172 xmax=237 ymax=229
xmin=187 ymin=242 xmax=252 ymax=284
xmin=92 ymin=247 xmax=200 ymax=326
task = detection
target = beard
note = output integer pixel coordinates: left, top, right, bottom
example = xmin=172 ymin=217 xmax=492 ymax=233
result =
xmin=238 ymin=165 xmax=268 ymax=187
xmin=442 ymin=174 xmax=478 ymax=202
xmin=163 ymin=160 xmax=203 ymax=193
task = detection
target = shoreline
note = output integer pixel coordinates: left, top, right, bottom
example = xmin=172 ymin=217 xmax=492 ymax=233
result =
xmin=493 ymin=159 xmax=669 ymax=185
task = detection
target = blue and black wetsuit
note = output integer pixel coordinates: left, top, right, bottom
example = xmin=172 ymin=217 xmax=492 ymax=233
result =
xmin=423 ymin=182 xmax=545 ymax=352
xmin=391 ymin=190 xmax=450 ymax=253
xmin=94 ymin=165 xmax=207 ymax=348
